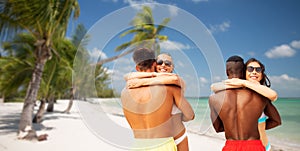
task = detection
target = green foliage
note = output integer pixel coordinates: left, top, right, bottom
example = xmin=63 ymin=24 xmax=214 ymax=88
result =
xmin=0 ymin=25 xmax=115 ymax=102
xmin=115 ymin=6 xmax=170 ymax=55
xmin=94 ymin=65 xmax=115 ymax=98
xmin=39 ymin=37 xmax=77 ymax=100
xmin=0 ymin=0 xmax=81 ymax=104
xmin=0 ymin=33 xmax=35 ymax=98
xmin=68 ymin=25 xmax=115 ymax=99
xmin=0 ymin=0 xmax=80 ymax=41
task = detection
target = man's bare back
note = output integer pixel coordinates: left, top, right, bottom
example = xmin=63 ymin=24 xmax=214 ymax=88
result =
xmin=209 ymin=88 xmax=281 ymax=140
xmin=122 ymin=85 xmax=194 ymax=138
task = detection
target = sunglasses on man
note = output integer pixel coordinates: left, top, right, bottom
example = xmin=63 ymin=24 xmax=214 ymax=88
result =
xmin=156 ymin=59 xmax=172 ymax=67
xmin=247 ymin=66 xmax=262 ymax=73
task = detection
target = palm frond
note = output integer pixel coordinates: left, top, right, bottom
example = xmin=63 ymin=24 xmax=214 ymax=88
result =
xmin=71 ymin=24 xmax=88 ymax=48
xmin=2 ymin=33 xmax=36 ymax=58
xmin=0 ymin=57 xmax=33 ymax=95
xmin=115 ymin=42 xmax=132 ymax=52
xmin=156 ymin=35 xmax=168 ymax=41
xmin=156 ymin=18 xmax=170 ymax=34
xmin=119 ymin=28 xmax=143 ymax=37
xmin=0 ymin=0 xmax=80 ymax=41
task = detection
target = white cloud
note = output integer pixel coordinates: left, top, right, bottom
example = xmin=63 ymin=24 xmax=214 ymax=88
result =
xmin=168 ymin=5 xmax=179 ymax=17
xmin=265 ymin=44 xmax=296 ymax=58
xmin=160 ymin=40 xmax=191 ymax=51
xmin=123 ymin=0 xmax=157 ymax=10
xmin=269 ymin=74 xmax=300 ymax=97
xmin=105 ymin=68 xmax=114 ymax=75
xmin=89 ymin=48 xmax=108 ymax=61
xmin=199 ymin=76 xmax=209 ymax=87
xmin=199 ymin=77 xmax=208 ymax=83
xmin=209 ymin=21 xmax=231 ymax=34
xmin=247 ymin=51 xmax=256 ymax=57
xmin=99 ymin=51 xmax=108 ymax=60
xmin=270 ymin=74 xmax=298 ymax=83
xmin=124 ymin=0 xmax=178 ymax=17
xmin=175 ymin=60 xmax=185 ymax=68
xmin=290 ymin=40 xmax=300 ymax=49
xmin=212 ymin=76 xmax=224 ymax=82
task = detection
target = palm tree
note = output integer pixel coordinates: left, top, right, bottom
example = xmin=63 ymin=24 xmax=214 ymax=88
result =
xmin=97 ymin=6 xmax=170 ymax=65
xmin=0 ymin=32 xmax=76 ymax=124
xmin=0 ymin=33 xmax=36 ymax=101
xmin=0 ymin=0 xmax=80 ymax=140
xmin=0 ymin=24 xmax=113 ymax=120
xmin=94 ymin=66 xmax=114 ymax=98
xmin=40 ymin=37 xmax=76 ymax=111
xmin=70 ymin=24 xmax=94 ymax=101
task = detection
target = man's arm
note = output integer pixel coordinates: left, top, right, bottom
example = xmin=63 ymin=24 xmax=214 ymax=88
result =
xmin=173 ymin=87 xmax=194 ymax=122
xmin=264 ymin=100 xmax=282 ymax=130
xmin=208 ymin=96 xmax=224 ymax=132
xmin=225 ymin=78 xmax=278 ymax=101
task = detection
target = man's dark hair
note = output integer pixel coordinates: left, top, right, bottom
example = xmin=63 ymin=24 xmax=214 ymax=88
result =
xmin=133 ymin=47 xmax=156 ymax=71
xmin=226 ymin=55 xmax=244 ymax=63
xmin=226 ymin=55 xmax=245 ymax=79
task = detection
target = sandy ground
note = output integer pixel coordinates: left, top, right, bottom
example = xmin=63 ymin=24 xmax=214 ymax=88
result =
xmin=0 ymin=100 xmax=293 ymax=151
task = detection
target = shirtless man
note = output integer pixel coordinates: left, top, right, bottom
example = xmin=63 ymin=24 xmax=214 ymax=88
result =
xmin=124 ymin=53 xmax=189 ymax=150
xmin=209 ymin=55 xmax=281 ymax=151
xmin=121 ymin=48 xmax=194 ymax=150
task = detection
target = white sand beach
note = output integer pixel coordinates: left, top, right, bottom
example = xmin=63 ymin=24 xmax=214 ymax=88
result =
xmin=0 ymin=100 xmax=294 ymax=151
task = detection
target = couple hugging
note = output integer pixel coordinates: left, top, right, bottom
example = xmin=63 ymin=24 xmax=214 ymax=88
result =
xmin=121 ymin=48 xmax=281 ymax=151
xmin=121 ymin=47 xmax=193 ymax=151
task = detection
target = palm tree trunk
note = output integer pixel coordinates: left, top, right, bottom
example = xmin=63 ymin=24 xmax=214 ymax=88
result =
xmin=32 ymin=98 xmax=46 ymax=123
xmin=96 ymin=48 xmax=136 ymax=65
xmin=46 ymin=95 xmax=55 ymax=112
xmin=63 ymin=87 xmax=75 ymax=113
xmin=96 ymin=41 xmax=159 ymax=66
xmin=18 ymin=60 xmax=45 ymax=140
xmin=0 ymin=94 xmax=4 ymax=103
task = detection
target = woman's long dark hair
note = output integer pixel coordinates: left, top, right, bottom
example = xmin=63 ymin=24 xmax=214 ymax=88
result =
xmin=245 ymin=58 xmax=271 ymax=87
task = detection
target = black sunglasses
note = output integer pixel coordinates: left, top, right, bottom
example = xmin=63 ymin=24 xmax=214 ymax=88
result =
xmin=247 ymin=66 xmax=262 ymax=73
xmin=156 ymin=59 xmax=172 ymax=67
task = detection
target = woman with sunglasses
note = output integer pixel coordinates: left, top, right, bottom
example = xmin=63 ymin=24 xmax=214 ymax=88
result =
xmin=125 ymin=53 xmax=190 ymax=151
xmin=156 ymin=53 xmax=190 ymax=151
xmin=211 ymin=58 xmax=277 ymax=151
xmin=125 ymin=53 xmax=185 ymax=90
xmin=245 ymin=58 xmax=274 ymax=151
xmin=156 ymin=53 xmax=174 ymax=73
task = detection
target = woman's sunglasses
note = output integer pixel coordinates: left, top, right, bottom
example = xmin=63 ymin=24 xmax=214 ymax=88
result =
xmin=156 ymin=59 xmax=172 ymax=67
xmin=247 ymin=66 xmax=262 ymax=73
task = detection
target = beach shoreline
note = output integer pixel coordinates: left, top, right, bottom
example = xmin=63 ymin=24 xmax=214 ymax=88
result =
xmin=0 ymin=99 xmax=297 ymax=151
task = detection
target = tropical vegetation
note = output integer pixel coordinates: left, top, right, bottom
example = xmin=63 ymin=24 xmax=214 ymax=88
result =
xmin=0 ymin=2 xmax=169 ymax=141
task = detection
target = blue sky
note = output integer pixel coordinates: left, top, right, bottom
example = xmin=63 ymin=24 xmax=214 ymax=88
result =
xmin=70 ymin=0 xmax=300 ymax=98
